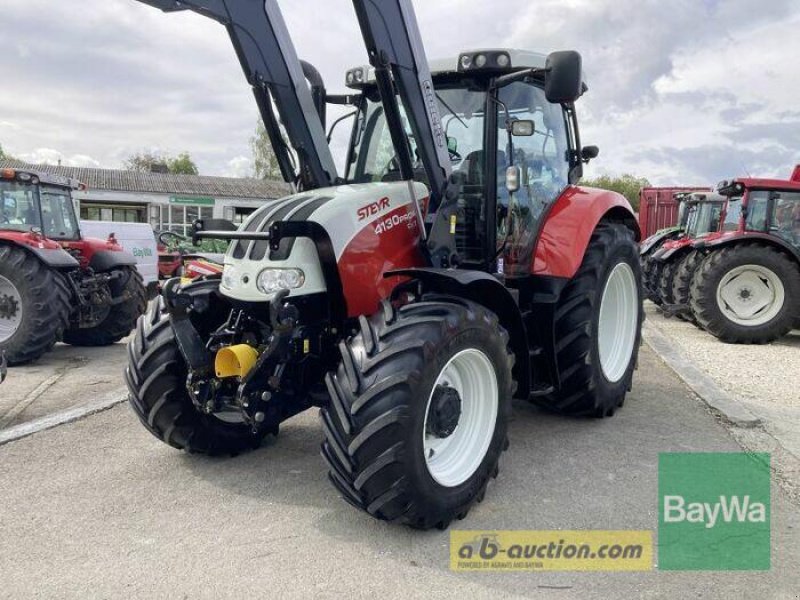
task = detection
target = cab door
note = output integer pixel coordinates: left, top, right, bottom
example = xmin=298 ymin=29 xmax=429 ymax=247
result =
xmin=494 ymin=81 xmax=573 ymax=278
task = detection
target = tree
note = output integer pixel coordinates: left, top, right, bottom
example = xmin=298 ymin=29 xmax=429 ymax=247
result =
xmin=167 ymin=152 xmax=199 ymax=175
xmin=250 ymin=120 xmax=283 ymax=180
xmin=0 ymin=143 xmax=15 ymax=162
xmin=581 ymin=173 xmax=651 ymax=212
xmin=124 ymin=151 xmax=198 ymax=175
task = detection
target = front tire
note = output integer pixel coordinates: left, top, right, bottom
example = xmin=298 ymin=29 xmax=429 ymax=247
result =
xmin=0 ymin=245 xmax=70 ymax=365
xmin=534 ymin=223 xmax=643 ymax=417
xmin=125 ymin=280 xmax=272 ymax=454
xmin=320 ymin=295 xmax=514 ymax=530
xmin=63 ymin=266 xmax=147 ymax=346
xmin=689 ymin=244 xmax=800 ymax=344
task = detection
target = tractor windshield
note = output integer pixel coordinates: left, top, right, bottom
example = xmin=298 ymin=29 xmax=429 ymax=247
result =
xmin=0 ymin=180 xmax=41 ymax=232
xmin=347 ymin=86 xmax=486 ymax=184
xmin=693 ymin=202 xmax=723 ymax=237
xmin=722 ymin=198 xmax=742 ymax=231
xmin=39 ymin=185 xmax=79 ymax=240
xmin=683 ymin=204 xmax=700 ymax=237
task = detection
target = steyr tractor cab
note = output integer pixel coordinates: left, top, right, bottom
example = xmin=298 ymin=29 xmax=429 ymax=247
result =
xmin=648 ymin=192 xmax=726 ymax=309
xmin=126 ymin=0 xmax=643 ymax=529
xmin=688 ymin=170 xmax=800 ymax=343
xmin=0 ymin=167 xmax=147 ymax=365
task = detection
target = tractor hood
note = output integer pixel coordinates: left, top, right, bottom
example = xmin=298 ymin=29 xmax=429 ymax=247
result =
xmin=220 ymin=181 xmax=429 ymax=315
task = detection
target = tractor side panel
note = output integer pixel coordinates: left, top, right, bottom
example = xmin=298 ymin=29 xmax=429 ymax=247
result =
xmin=532 ymin=186 xmax=637 ymax=278
xmin=338 ymin=203 xmax=427 ymax=317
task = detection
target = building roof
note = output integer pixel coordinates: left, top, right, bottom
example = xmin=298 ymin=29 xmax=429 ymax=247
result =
xmin=0 ymin=159 xmax=291 ymax=200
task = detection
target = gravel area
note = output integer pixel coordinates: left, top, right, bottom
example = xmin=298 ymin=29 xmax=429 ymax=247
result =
xmin=644 ymin=302 xmax=800 ymax=410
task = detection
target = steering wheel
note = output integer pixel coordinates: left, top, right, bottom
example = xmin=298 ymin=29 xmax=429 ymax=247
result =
xmin=158 ymin=230 xmax=184 ymax=244
xmin=449 ymin=148 xmax=462 ymax=161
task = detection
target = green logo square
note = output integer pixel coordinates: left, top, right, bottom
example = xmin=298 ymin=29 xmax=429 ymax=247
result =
xmin=658 ymin=452 xmax=770 ymax=570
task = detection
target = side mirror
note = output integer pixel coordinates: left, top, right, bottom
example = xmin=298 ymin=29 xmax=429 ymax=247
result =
xmin=581 ymin=145 xmax=599 ymax=162
xmin=510 ymin=120 xmax=535 ymax=137
xmin=544 ymin=51 xmax=583 ymax=104
xmin=506 ymin=166 xmax=520 ymax=194
xmin=447 ymin=136 xmax=458 ymax=154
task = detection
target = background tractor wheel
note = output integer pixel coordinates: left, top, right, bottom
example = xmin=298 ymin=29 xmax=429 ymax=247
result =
xmin=534 ymin=223 xmax=643 ymax=417
xmin=657 ymin=259 xmax=679 ymax=307
xmin=0 ymin=245 xmax=70 ymax=365
xmin=646 ymin=259 xmax=665 ymax=305
xmin=63 ymin=266 xmax=147 ymax=346
xmin=125 ymin=280 xmax=273 ymax=455
xmin=671 ymin=250 xmax=703 ymax=323
xmin=690 ymin=244 xmax=800 ymax=344
xmin=320 ymin=295 xmax=514 ymax=530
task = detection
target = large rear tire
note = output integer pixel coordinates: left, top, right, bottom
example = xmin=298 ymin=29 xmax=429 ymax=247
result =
xmin=534 ymin=223 xmax=643 ymax=417
xmin=0 ymin=244 xmax=70 ymax=365
xmin=63 ymin=266 xmax=147 ymax=346
xmin=689 ymin=244 xmax=800 ymax=344
xmin=320 ymin=295 xmax=514 ymax=530
xmin=125 ymin=280 xmax=272 ymax=455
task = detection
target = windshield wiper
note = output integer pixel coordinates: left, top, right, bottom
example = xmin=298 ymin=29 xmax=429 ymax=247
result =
xmin=436 ymin=93 xmax=467 ymax=129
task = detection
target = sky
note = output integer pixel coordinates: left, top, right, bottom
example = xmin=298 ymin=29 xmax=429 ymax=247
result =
xmin=0 ymin=0 xmax=797 ymax=185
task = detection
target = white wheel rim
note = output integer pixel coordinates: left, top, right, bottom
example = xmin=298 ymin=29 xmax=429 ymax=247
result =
xmin=598 ymin=262 xmax=639 ymax=383
xmin=0 ymin=274 xmax=23 ymax=343
xmin=423 ymin=348 xmax=498 ymax=488
xmin=716 ymin=264 xmax=785 ymax=327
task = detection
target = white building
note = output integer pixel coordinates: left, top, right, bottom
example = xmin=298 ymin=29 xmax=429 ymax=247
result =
xmin=0 ymin=161 xmax=290 ymax=235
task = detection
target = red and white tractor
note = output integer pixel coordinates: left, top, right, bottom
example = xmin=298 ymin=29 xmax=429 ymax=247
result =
xmin=0 ymin=167 xmax=147 ymax=365
xmin=126 ymin=0 xmax=643 ymax=529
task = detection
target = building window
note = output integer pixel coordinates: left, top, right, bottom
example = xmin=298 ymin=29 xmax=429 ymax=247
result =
xmin=80 ymin=203 xmax=146 ymax=223
xmin=157 ymin=204 xmax=213 ymax=236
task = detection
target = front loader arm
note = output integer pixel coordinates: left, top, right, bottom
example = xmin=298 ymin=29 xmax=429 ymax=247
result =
xmin=350 ymin=0 xmax=459 ymax=267
xmin=135 ymin=0 xmax=338 ymax=190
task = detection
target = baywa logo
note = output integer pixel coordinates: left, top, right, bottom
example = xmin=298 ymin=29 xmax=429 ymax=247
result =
xmin=658 ymin=452 xmax=771 ymax=570
xmin=663 ymin=494 xmax=767 ymax=529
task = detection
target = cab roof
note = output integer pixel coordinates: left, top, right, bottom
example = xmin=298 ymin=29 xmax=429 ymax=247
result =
xmin=0 ymin=167 xmax=84 ymax=190
xmin=345 ymin=49 xmax=588 ymax=89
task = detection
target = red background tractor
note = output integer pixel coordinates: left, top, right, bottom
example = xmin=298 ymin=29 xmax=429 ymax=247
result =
xmin=687 ymin=171 xmax=800 ymax=343
xmin=0 ymin=167 xmax=147 ymax=365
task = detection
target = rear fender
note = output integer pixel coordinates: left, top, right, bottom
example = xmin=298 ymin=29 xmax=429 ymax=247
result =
xmin=640 ymin=228 xmax=680 ymax=256
xmin=533 ymin=186 xmax=640 ymax=278
xmin=0 ymin=239 xmax=78 ymax=269
xmin=387 ymin=268 xmax=530 ymax=399
xmin=694 ymin=232 xmax=800 ymax=265
xmin=88 ymin=249 xmax=137 ymax=272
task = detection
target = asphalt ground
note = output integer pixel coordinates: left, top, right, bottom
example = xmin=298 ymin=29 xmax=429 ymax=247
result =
xmin=1 ymin=344 xmax=799 ymax=599
xmin=0 ymin=337 xmax=130 ymax=430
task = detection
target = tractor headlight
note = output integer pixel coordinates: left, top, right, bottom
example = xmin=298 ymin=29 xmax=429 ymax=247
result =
xmin=221 ymin=264 xmax=239 ymax=290
xmin=256 ymin=268 xmax=305 ymax=295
